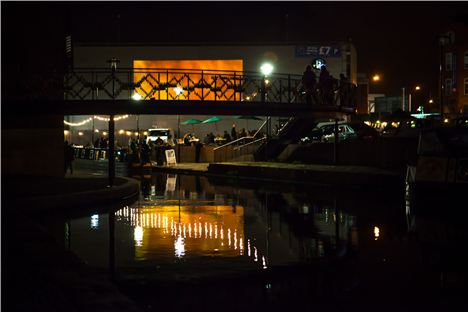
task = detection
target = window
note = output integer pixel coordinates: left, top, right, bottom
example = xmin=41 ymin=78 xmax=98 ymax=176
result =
xmin=445 ymin=53 xmax=453 ymax=71
xmin=464 ymin=52 xmax=468 ymax=69
xmin=464 ymin=78 xmax=468 ymax=96
xmin=445 ymin=78 xmax=453 ymax=96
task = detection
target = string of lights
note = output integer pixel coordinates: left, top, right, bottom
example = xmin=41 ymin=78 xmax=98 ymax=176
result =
xmin=64 ymin=115 xmax=129 ymax=127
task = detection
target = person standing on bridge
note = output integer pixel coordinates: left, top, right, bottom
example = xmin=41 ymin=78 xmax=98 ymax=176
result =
xmin=302 ymin=65 xmax=317 ymax=105
xmin=319 ymin=66 xmax=334 ymax=105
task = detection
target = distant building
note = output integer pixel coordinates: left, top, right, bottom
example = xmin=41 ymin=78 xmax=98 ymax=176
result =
xmin=440 ymin=22 xmax=468 ymax=114
xmin=67 ymin=41 xmax=358 ymax=134
xmin=73 ymin=41 xmax=357 ymax=85
xmin=375 ymin=96 xmax=405 ymax=113
xmin=368 ymin=93 xmax=385 ymax=113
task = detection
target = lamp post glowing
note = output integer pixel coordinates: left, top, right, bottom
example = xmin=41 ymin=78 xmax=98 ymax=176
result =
xmin=408 ymin=85 xmax=422 ymax=112
xmin=132 ymin=93 xmax=142 ymax=142
xmin=260 ymin=63 xmax=274 ymax=77
xmin=369 ymin=74 xmax=382 ymax=113
xmin=260 ymin=63 xmax=273 ymax=103
xmin=260 ymin=62 xmax=274 ymax=160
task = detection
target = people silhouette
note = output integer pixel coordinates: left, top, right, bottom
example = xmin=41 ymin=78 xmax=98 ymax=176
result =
xmin=302 ymin=65 xmax=317 ymax=105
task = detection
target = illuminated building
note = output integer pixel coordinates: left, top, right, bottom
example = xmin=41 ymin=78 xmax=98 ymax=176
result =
xmin=67 ymin=41 xmax=358 ymax=134
xmin=439 ymin=23 xmax=468 ymax=114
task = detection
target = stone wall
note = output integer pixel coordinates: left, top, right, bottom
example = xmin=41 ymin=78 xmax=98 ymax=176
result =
xmin=2 ymin=115 xmax=64 ymax=177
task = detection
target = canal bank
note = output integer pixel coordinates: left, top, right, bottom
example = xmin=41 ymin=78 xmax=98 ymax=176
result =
xmin=3 ymin=174 xmax=142 ymax=312
xmin=151 ymin=162 xmax=403 ymax=190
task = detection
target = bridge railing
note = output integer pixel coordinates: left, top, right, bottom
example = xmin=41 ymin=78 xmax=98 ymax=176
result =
xmin=64 ymin=68 xmax=304 ymax=103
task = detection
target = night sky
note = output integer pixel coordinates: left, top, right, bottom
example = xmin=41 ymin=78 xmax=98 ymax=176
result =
xmin=3 ymin=1 xmax=468 ymax=98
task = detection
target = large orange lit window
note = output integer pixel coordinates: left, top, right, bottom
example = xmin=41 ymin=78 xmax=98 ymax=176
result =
xmin=133 ymin=60 xmax=243 ymax=100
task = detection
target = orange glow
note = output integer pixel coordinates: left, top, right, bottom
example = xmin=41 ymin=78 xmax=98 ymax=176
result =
xmin=133 ymin=60 xmax=243 ymax=100
xmin=116 ymin=205 xmax=245 ymax=260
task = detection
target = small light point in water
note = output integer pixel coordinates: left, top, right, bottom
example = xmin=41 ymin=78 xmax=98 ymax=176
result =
xmin=374 ymin=226 xmax=380 ymax=240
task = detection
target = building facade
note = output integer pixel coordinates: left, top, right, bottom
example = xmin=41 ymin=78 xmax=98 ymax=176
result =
xmin=65 ymin=41 xmax=358 ymax=145
xmin=440 ymin=22 xmax=468 ymax=114
xmin=73 ymin=41 xmax=357 ymax=85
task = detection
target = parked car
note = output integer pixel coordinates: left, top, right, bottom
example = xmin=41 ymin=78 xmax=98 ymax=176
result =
xmin=321 ymin=124 xmax=357 ymax=142
xmin=348 ymin=122 xmax=380 ymax=140
xmin=299 ymin=121 xmax=346 ymax=144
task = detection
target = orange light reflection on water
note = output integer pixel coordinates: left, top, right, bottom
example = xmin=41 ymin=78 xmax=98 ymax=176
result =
xmin=116 ymin=205 xmax=245 ymax=260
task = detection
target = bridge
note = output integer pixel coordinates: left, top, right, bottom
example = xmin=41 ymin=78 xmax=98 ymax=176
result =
xmin=5 ymin=67 xmax=357 ymax=183
xmin=9 ymin=67 xmax=356 ymax=117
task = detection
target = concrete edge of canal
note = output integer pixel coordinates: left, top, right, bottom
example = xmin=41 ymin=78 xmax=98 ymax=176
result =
xmin=7 ymin=176 xmax=140 ymax=215
xmin=4 ymin=176 xmax=144 ymax=312
xmin=153 ymin=162 xmax=404 ymax=190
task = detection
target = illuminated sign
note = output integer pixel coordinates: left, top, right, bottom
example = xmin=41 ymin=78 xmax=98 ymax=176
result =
xmin=312 ymin=58 xmax=327 ymax=70
xmin=295 ymin=45 xmax=341 ymax=57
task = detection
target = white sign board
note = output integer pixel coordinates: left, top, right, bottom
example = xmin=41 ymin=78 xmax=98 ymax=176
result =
xmin=166 ymin=174 xmax=177 ymax=192
xmin=165 ymin=149 xmax=177 ymax=166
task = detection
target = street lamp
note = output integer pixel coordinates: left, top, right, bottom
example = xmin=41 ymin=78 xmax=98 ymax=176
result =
xmin=260 ymin=63 xmax=274 ymax=76
xmin=132 ymin=92 xmax=142 ymax=142
xmin=260 ymin=62 xmax=274 ymax=160
xmin=260 ymin=62 xmax=273 ymax=103
xmin=408 ymin=85 xmax=422 ymax=113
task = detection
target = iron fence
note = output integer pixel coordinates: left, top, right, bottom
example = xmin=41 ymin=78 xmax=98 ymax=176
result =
xmin=64 ymin=68 xmax=304 ymax=103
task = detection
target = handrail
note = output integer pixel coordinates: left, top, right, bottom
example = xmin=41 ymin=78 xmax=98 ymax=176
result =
xmin=213 ymin=135 xmax=254 ymax=151
xmin=68 ymin=67 xmax=303 ymax=79
xmin=233 ymin=136 xmax=266 ymax=151
xmin=252 ymin=117 xmax=270 ymax=138
xmin=65 ymin=68 xmax=304 ymax=102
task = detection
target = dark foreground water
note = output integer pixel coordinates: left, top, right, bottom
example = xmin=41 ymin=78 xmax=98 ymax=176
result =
xmin=52 ymin=173 xmax=468 ymax=311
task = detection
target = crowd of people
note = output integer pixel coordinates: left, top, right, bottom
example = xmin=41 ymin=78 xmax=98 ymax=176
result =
xmin=302 ymin=65 xmax=357 ymax=108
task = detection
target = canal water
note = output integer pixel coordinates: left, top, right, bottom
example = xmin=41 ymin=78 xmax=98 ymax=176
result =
xmin=56 ymin=173 xmax=467 ymax=311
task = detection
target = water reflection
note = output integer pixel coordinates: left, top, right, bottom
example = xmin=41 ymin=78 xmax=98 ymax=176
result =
xmin=50 ymin=172 xmax=468 ymax=309
xmin=115 ymin=205 xmax=246 ymax=259
xmin=67 ymin=173 xmax=384 ymax=279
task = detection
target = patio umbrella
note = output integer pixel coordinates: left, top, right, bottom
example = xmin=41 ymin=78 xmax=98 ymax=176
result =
xmin=233 ymin=115 xmax=263 ymax=131
xmin=201 ymin=116 xmax=223 ymax=131
xmin=181 ymin=118 xmax=203 ymax=133
xmin=202 ymin=116 xmax=223 ymax=124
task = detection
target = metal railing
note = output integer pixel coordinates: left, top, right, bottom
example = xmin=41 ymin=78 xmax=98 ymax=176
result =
xmin=64 ymin=67 xmax=304 ymax=103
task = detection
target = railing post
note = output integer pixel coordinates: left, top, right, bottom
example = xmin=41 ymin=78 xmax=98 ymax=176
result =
xmin=261 ymin=76 xmax=266 ymax=103
xmin=187 ymin=74 xmax=190 ymax=100
xmin=279 ymin=79 xmax=283 ymax=103
xmin=157 ymin=72 xmax=161 ymax=100
xmin=201 ymin=70 xmax=204 ymax=100
xmin=166 ymin=70 xmax=169 ymax=100
xmin=128 ymin=71 xmax=131 ymax=99
xmin=233 ymin=72 xmax=236 ymax=101
xmin=288 ymin=75 xmax=291 ymax=103
xmin=333 ymin=118 xmax=339 ymax=165
xmin=107 ymin=58 xmax=119 ymax=187
xmin=214 ymin=75 xmax=217 ymax=102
